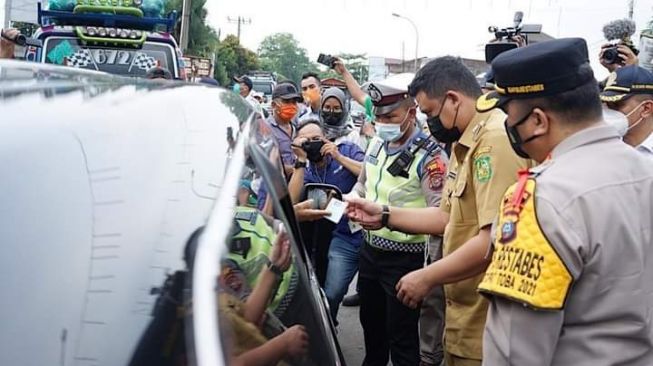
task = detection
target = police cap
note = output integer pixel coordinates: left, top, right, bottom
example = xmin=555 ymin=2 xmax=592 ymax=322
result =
xmin=600 ymin=65 xmax=653 ymax=103
xmin=363 ymin=73 xmax=415 ymax=116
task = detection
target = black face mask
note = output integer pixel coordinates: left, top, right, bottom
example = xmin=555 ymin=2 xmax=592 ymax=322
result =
xmin=302 ymin=140 xmax=325 ymax=163
xmin=504 ymin=109 xmax=540 ymax=159
xmin=322 ymin=110 xmax=344 ymax=126
xmin=427 ymin=97 xmax=462 ymax=143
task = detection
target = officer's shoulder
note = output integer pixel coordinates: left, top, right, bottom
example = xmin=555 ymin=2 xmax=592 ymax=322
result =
xmin=415 ymin=132 xmax=442 ymax=155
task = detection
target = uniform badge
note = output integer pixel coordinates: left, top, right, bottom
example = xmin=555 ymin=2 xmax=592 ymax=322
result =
xmin=474 ymin=155 xmax=493 ymax=183
xmin=499 ymin=220 xmax=517 ymax=243
xmin=425 ymin=156 xmax=446 ymax=190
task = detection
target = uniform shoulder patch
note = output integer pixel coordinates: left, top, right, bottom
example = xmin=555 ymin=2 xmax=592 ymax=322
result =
xmin=424 ymin=155 xmax=446 ymax=190
xmin=478 ymin=179 xmax=573 ymax=310
xmin=474 ymin=154 xmax=493 ymax=183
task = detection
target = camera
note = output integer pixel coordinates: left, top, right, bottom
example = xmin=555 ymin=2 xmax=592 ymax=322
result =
xmin=601 ymin=19 xmax=639 ymax=65
xmin=1 ymin=29 xmax=42 ymax=47
xmin=317 ymin=53 xmax=336 ymax=68
xmin=485 ymin=11 xmax=542 ymax=63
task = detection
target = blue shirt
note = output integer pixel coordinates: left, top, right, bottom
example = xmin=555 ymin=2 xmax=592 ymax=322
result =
xmin=266 ymin=115 xmax=296 ymax=166
xmin=304 ymin=142 xmax=365 ymax=245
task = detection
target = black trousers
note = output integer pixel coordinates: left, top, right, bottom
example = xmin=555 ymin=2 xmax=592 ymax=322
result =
xmin=359 ymin=242 xmax=423 ymax=366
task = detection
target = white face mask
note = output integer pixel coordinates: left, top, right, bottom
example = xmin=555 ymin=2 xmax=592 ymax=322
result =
xmin=603 ymin=108 xmax=629 ymax=136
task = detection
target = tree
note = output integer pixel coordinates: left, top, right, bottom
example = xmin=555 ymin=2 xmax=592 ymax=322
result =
xmin=258 ymin=33 xmax=317 ymax=84
xmin=165 ymin=0 xmax=219 ymax=57
xmin=214 ymin=35 xmax=259 ymax=85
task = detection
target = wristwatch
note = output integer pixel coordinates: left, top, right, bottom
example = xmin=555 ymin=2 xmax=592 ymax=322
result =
xmin=266 ymin=258 xmax=284 ymax=277
xmin=294 ymin=160 xmax=307 ymax=169
xmin=381 ymin=204 xmax=391 ymax=229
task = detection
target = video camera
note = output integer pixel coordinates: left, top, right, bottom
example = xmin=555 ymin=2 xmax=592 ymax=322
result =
xmin=1 ymin=29 xmax=42 ymax=47
xmin=485 ymin=11 xmax=542 ymax=63
xmin=601 ymin=19 xmax=639 ymax=65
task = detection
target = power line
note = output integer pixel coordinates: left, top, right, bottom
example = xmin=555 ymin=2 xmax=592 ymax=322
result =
xmin=227 ymin=16 xmax=252 ymax=41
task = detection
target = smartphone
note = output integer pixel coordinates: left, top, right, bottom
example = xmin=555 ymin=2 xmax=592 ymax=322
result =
xmin=317 ymin=53 xmax=336 ymax=68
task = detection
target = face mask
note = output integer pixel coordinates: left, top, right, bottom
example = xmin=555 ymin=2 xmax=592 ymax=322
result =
xmin=303 ymin=88 xmax=320 ymax=105
xmin=375 ymin=109 xmax=412 ymax=142
xmin=603 ymin=107 xmax=629 ymax=136
xmin=302 ymin=140 xmax=325 ymax=162
xmin=624 ymin=101 xmax=647 ymax=132
xmin=232 ymin=83 xmax=241 ymax=94
xmin=504 ymin=109 xmax=540 ymax=159
xmin=276 ymin=103 xmax=298 ymax=122
xmin=427 ymin=97 xmax=462 ymax=143
xmin=321 ymin=110 xmax=344 ymax=126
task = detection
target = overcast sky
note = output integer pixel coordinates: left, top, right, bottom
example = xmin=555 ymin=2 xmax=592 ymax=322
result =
xmin=205 ymin=0 xmax=653 ymax=79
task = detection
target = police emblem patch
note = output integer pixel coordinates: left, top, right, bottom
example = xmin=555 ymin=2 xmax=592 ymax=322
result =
xmin=499 ymin=220 xmax=517 ymax=243
xmin=474 ymin=155 xmax=493 ymax=183
xmin=425 ymin=156 xmax=446 ymax=190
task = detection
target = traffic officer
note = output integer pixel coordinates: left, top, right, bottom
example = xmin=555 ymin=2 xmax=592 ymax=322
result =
xmin=346 ymin=56 xmax=533 ymax=366
xmin=349 ymin=73 xmax=448 ymax=366
xmin=600 ymin=65 xmax=653 ymax=158
xmin=476 ymin=38 xmax=653 ymax=365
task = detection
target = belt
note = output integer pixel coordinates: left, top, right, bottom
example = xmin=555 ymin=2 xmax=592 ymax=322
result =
xmin=365 ymin=233 xmax=425 ymax=253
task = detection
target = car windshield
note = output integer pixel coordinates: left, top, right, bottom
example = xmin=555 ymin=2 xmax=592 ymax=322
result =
xmin=43 ymin=37 xmax=176 ymax=78
xmin=252 ymin=82 xmax=272 ymax=95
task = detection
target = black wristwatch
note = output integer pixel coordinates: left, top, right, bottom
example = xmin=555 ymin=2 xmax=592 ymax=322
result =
xmin=381 ymin=205 xmax=391 ymax=229
xmin=294 ymin=160 xmax=307 ymax=169
xmin=266 ymin=258 xmax=284 ymax=277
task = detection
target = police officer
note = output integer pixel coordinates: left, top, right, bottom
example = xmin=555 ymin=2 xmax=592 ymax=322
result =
xmin=349 ymin=73 xmax=448 ymax=366
xmin=476 ymin=38 xmax=653 ymax=365
xmin=600 ymin=65 xmax=653 ymax=158
xmin=347 ymin=56 xmax=533 ymax=366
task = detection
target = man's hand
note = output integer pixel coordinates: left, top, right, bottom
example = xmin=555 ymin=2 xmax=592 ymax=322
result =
xmin=0 ymin=28 xmax=19 ymax=59
xmin=294 ymin=199 xmax=330 ymax=222
xmin=320 ymin=139 xmax=341 ymax=161
xmin=333 ymin=57 xmax=348 ymax=76
xmin=281 ymin=325 xmax=309 ymax=357
xmin=292 ymin=136 xmax=308 ymax=161
xmin=269 ymin=228 xmax=292 ymax=272
xmin=345 ymin=197 xmax=383 ymax=230
xmin=396 ymin=268 xmax=432 ymax=309
xmin=599 ymin=43 xmax=639 ymax=72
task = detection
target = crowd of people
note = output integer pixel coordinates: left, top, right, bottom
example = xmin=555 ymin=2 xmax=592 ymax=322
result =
xmin=238 ymin=36 xmax=653 ymax=366
xmin=3 ymin=21 xmax=653 ymax=366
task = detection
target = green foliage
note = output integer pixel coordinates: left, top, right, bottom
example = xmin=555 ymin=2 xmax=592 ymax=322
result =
xmin=165 ymin=0 xmax=219 ymax=57
xmin=214 ymin=35 xmax=259 ymax=85
xmin=258 ymin=33 xmax=318 ymax=84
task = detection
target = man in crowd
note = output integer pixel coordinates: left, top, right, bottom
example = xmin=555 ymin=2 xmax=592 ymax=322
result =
xmin=266 ymin=83 xmax=303 ymax=176
xmin=600 ymin=65 xmax=653 ymax=158
xmin=476 ymin=37 xmax=653 ymax=366
xmin=234 ymin=75 xmax=264 ymax=115
xmin=299 ymin=72 xmax=322 ymax=123
xmin=0 ymin=28 xmax=20 ymax=59
xmin=347 ymin=56 xmax=532 ymax=366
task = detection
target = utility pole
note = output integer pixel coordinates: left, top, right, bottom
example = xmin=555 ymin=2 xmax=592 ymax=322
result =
xmin=628 ymin=0 xmax=635 ymax=19
xmin=179 ymin=0 xmax=192 ymax=52
xmin=227 ymin=16 xmax=252 ymax=41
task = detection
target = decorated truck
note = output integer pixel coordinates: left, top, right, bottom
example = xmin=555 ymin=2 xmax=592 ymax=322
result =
xmin=24 ymin=0 xmax=186 ymax=79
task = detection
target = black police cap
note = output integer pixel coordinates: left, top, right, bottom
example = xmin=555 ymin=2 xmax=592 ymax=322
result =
xmin=600 ymin=65 xmax=653 ymax=103
xmin=477 ymin=38 xmax=595 ymax=112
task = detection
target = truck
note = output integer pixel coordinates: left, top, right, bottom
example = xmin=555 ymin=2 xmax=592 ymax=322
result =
xmin=24 ymin=0 xmax=186 ymax=79
xmin=246 ymin=70 xmax=276 ymax=112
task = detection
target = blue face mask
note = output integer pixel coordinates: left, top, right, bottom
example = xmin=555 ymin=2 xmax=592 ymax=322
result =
xmin=375 ymin=122 xmax=403 ymax=142
xmin=232 ymin=83 xmax=241 ymax=94
xmin=374 ymin=109 xmax=412 ymax=142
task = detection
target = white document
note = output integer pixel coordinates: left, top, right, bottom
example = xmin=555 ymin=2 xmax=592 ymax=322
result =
xmin=325 ymin=198 xmax=347 ymax=224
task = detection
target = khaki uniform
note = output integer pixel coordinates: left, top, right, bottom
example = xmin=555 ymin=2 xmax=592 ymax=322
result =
xmin=440 ymin=109 xmax=533 ymax=362
xmin=480 ymin=125 xmax=653 ymax=365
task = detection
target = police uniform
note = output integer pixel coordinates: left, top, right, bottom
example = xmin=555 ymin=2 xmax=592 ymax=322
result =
xmin=354 ymin=73 xmax=448 ymax=366
xmin=600 ymin=65 xmax=653 ymax=159
xmin=476 ymin=38 xmax=653 ymax=365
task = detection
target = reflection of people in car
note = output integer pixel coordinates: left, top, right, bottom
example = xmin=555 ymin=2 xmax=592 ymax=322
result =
xmin=219 ymin=229 xmax=310 ymax=365
xmin=288 ymin=120 xmax=365 ymax=324
xmin=227 ymin=206 xmax=299 ymax=317
xmin=146 ymin=66 xmax=173 ymax=80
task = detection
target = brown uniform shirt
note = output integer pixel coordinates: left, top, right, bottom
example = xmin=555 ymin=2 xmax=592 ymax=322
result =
xmin=440 ymin=109 xmax=533 ymax=359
